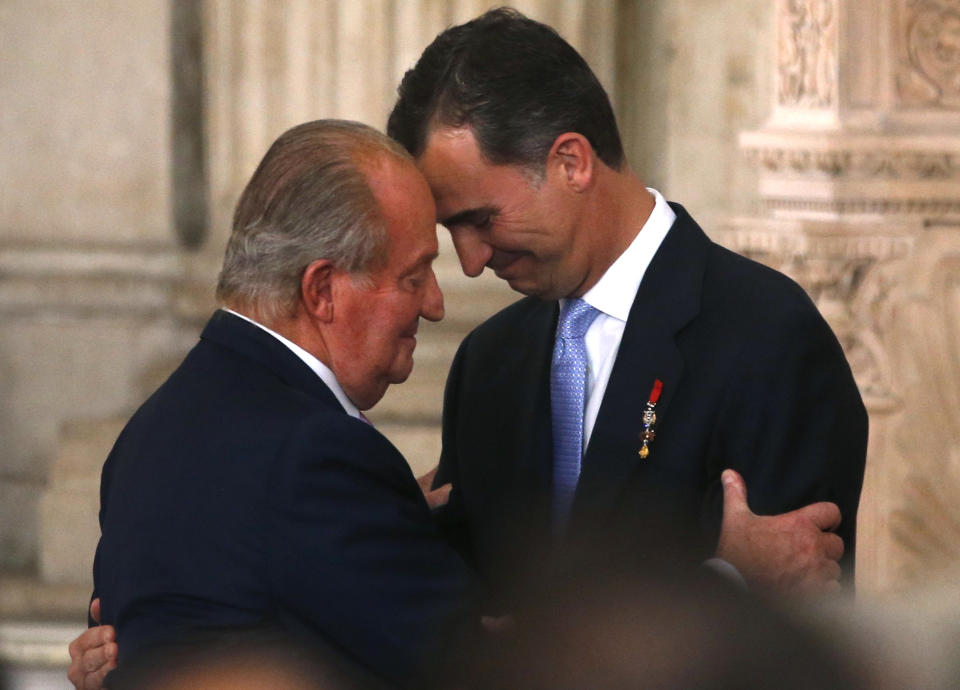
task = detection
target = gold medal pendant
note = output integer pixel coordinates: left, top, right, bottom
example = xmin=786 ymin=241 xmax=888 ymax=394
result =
xmin=638 ymin=379 xmax=663 ymax=459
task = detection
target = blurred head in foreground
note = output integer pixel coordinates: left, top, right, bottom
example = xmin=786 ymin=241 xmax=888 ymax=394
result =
xmin=108 ymin=628 xmax=387 ymax=690
xmin=453 ymin=567 xmax=870 ymax=690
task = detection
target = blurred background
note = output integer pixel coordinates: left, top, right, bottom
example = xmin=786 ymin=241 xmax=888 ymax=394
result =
xmin=1 ymin=0 xmax=959 ymax=687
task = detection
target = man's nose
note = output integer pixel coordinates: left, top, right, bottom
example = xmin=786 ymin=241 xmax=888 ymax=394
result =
xmin=449 ymin=228 xmax=493 ymax=277
xmin=421 ymin=269 xmax=444 ymax=322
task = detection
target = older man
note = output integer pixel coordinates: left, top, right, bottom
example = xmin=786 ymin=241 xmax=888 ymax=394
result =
xmin=386 ymin=8 xmax=866 ymax=595
xmin=84 ymin=120 xmax=473 ymax=688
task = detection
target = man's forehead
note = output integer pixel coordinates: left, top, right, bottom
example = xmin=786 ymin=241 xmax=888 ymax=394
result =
xmin=415 ymin=129 xmax=488 ymax=220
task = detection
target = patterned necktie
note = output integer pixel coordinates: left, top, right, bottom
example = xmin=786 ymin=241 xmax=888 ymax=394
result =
xmin=551 ymin=298 xmax=600 ymax=527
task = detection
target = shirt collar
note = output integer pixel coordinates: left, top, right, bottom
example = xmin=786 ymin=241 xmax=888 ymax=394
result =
xmin=224 ymin=309 xmax=362 ymax=419
xmin=577 ymin=187 xmax=676 ymax=322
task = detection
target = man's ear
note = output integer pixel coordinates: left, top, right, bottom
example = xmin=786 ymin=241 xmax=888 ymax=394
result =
xmin=548 ymin=132 xmax=594 ymax=192
xmin=301 ymin=259 xmax=335 ymax=322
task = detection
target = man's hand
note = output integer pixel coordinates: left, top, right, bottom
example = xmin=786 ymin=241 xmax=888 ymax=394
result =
xmin=417 ymin=466 xmax=452 ymax=510
xmin=716 ymin=469 xmax=844 ymax=594
xmin=67 ymin=598 xmax=117 ymax=690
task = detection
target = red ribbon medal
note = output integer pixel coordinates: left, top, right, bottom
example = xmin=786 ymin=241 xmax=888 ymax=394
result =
xmin=638 ymin=379 xmax=663 ymax=459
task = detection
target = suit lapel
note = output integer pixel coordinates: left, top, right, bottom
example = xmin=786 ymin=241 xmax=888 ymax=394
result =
xmin=492 ymin=299 xmax=558 ymax=495
xmin=572 ymin=205 xmax=710 ymax=525
xmin=200 ymin=309 xmax=344 ymax=412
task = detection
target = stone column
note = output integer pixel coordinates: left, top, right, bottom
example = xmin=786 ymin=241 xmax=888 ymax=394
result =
xmin=0 ymin=0 xmax=202 ymax=590
xmin=716 ymin=0 xmax=960 ymax=592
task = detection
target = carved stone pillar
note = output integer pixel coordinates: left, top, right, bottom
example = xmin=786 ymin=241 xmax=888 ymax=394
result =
xmin=716 ymin=0 xmax=960 ymax=591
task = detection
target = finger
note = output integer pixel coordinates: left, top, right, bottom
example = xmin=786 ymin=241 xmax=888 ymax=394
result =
xmin=720 ymin=469 xmax=751 ymax=519
xmin=68 ymin=664 xmax=83 ymax=689
xmin=425 ymin=483 xmax=452 ymax=510
xmin=798 ymin=501 xmax=842 ymax=532
xmin=80 ymin=643 xmax=116 ymax=690
xmin=820 ymin=558 xmax=842 ymax=583
xmin=89 ymin=598 xmax=101 ymax=625
xmin=416 ymin=466 xmax=439 ymax=492
xmin=87 ymin=658 xmax=117 ymax=690
xmin=73 ymin=626 xmax=107 ymax=658
xmin=823 ymin=577 xmax=842 ymax=593
xmin=821 ymin=532 xmax=845 ymax=562
xmin=82 ymin=643 xmax=109 ymax=673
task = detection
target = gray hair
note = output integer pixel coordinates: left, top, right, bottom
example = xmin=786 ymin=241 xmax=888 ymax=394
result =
xmin=215 ymin=119 xmax=413 ymax=323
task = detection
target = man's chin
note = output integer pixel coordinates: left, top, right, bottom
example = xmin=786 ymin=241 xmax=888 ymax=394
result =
xmin=504 ymin=276 xmax=557 ymax=300
xmin=389 ymin=358 xmax=415 ymax=384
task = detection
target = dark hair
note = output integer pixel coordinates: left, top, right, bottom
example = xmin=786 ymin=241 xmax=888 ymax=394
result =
xmin=387 ymin=7 xmax=624 ymax=172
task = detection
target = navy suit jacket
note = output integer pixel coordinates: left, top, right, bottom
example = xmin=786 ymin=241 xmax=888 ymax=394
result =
xmin=94 ymin=310 xmax=474 ymax=686
xmin=434 ymin=204 xmax=867 ymax=594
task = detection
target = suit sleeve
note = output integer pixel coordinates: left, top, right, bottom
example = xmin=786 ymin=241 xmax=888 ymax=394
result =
xmin=705 ymin=299 xmax=868 ymax=581
xmin=268 ymin=415 xmax=476 ymax=686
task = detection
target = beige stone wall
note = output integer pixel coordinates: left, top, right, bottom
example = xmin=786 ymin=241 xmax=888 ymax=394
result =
xmin=0 ymin=0 xmax=193 ymax=572
xmin=617 ymin=0 xmax=773 ymax=224
xmin=0 ymin=1 xmax=172 ymax=244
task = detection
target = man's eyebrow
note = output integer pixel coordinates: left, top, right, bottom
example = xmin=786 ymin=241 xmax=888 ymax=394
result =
xmin=438 ymin=206 xmax=498 ymax=228
xmin=402 ymin=250 xmax=440 ymax=274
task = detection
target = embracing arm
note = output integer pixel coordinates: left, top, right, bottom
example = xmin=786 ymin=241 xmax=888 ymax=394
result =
xmin=708 ymin=300 xmax=867 ymax=586
xmin=67 ymin=599 xmax=116 ymax=690
xmin=715 ymin=469 xmax=846 ymax=593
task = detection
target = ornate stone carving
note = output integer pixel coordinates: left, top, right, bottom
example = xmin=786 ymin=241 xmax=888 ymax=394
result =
xmin=778 ymin=0 xmax=838 ymax=107
xmin=885 ymin=243 xmax=960 ymax=584
xmin=763 ymin=197 xmax=960 ymax=215
xmin=745 ymin=145 xmax=959 ymax=180
xmin=739 ymin=0 xmax=960 ymax=593
xmin=741 ymin=133 xmax=960 ymax=218
xmin=895 ymin=0 xmax=960 ymax=108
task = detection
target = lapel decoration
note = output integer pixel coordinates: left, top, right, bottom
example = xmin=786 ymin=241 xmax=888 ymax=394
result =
xmin=638 ymin=379 xmax=664 ymax=460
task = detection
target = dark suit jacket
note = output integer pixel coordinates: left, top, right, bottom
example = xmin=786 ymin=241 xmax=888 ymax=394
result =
xmin=93 ymin=310 xmax=474 ymax=687
xmin=434 ymin=204 xmax=867 ymax=596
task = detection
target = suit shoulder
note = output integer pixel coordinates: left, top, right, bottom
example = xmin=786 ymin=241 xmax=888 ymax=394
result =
xmin=691 ymin=243 xmax=854 ymax=381
xmin=704 ymin=243 xmax=821 ymax=322
xmin=272 ymin=409 xmax=423 ymax=512
xmin=283 ymin=408 xmax=412 ymax=477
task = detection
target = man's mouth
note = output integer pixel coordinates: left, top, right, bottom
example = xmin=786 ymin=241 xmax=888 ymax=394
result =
xmin=488 ymin=252 xmax=525 ymax=278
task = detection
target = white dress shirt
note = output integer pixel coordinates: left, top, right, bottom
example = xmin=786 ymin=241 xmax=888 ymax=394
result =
xmin=559 ymin=188 xmax=675 ymax=452
xmin=225 ymin=309 xmax=362 ymax=420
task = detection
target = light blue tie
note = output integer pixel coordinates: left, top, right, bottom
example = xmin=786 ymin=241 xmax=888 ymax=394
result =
xmin=551 ymin=298 xmax=600 ymax=527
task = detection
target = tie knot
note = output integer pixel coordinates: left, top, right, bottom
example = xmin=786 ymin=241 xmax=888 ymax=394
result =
xmin=557 ymin=298 xmax=599 ymax=339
